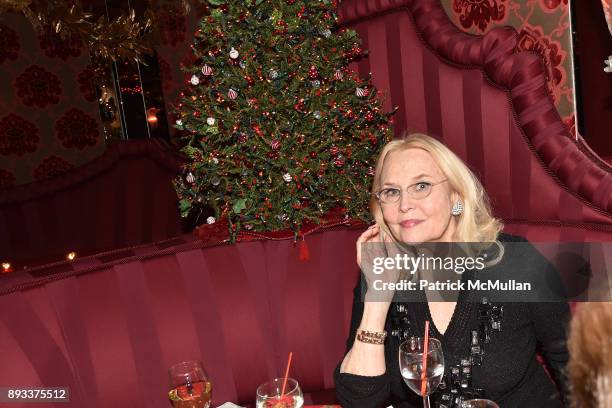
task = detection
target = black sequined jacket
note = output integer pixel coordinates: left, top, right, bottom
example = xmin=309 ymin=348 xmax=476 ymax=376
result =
xmin=334 ymin=233 xmax=570 ymax=408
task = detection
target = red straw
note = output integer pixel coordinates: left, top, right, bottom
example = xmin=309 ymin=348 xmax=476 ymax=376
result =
xmin=280 ymin=351 xmax=293 ymax=399
xmin=420 ymin=321 xmax=430 ymax=396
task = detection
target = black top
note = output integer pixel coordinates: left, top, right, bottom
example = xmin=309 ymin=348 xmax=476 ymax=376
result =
xmin=334 ymin=233 xmax=570 ymax=408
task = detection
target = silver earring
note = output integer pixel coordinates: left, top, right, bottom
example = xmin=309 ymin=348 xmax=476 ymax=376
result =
xmin=451 ymin=200 xmax=464 ymax=216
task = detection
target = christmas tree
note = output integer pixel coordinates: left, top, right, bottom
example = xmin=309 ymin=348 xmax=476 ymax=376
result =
xmin=173 ymin=0 xmax=393 ymax=241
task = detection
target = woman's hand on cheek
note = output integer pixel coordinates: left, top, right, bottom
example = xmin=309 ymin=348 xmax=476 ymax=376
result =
xmin=357 ymin=225 xmax=402 ymax=303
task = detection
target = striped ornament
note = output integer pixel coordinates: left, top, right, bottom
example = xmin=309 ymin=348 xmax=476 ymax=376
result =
xmin=201 ymin=64 xmax=213 ymax=76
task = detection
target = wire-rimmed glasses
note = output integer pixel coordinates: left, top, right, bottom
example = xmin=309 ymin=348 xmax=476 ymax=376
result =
xmin=375 ymin=179 xmax=448 ymax=204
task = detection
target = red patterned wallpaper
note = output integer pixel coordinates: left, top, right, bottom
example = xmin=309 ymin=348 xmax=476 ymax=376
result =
xmin=0 ymin=13 xmax=105 ymax=188
xmin=441 ymin=0 xmax=576 ymax=134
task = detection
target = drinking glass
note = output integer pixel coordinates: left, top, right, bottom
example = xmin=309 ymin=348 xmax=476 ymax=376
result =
xmin=399 ymin=337 xmax=445 ymax=408
xmin=168 ymin=360 xmax=212 ymax=408
xmin=255 ymin=378 xmax=303 ymax=408
xmin=461 ymin=399 xmax=500 ymax=408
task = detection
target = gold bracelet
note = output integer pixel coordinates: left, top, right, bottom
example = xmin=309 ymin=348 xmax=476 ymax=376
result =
xmin=356 ymin=329 xmax=387 ymax=345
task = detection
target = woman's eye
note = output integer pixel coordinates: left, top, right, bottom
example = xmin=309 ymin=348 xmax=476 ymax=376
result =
xmin=415 ymin=182 xmax=431 ymax=191
xmin=384 ymin=189 xmax=400 ymax=197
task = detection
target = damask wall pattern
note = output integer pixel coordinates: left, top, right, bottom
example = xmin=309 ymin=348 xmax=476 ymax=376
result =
xmin=441 ymin=0 xmax=576 ymax=134
xmin=0 ymin=13 xmax=104 ymax=188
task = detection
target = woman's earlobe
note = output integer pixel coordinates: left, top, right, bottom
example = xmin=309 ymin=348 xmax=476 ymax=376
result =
xmin=451 ymin=199 xmax=464 ymax=216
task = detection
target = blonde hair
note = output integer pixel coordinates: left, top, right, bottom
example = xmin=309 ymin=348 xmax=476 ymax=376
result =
xmin=369 ymin=133 xmax=503 ymax=243
xmin=568 ymin=302 xmax=612 ymax=408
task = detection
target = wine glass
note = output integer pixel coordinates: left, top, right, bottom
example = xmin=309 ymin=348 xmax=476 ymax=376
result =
xmin=461 ymin=399 xmax=500 ymax=408
xmin=399 ymin=337 xmax=445 ymax=408
xmin=168 ymin=360 xmax=212 ymax=408
xmin=256 ymin=378 xmax=304 ymax=408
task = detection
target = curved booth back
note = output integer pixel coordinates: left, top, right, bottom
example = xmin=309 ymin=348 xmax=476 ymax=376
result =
xmin=0 ymin=228 xmax=361 ymax=407
xmin=0 ymin=139 xmax=185 ymax=266
xmin=338 ymin=0 xmax=612 ymax=240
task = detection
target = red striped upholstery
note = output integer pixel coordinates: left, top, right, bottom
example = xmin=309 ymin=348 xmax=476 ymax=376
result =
xmin=0 ymin=228 xmax=362 ymax=407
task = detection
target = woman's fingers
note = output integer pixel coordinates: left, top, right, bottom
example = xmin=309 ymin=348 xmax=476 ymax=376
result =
xmin=361 ymin=224 xmax=380 ymax=239
xmin=357 ymin=224 xmax=380 ymax=265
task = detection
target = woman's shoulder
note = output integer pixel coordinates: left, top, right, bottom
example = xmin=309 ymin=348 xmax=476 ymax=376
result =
xmin=497 ymin=232 xmax=528 ymax=243
xmin=489 ymin=233 xmax=567 ymax=300
xmin=495 ymin=232 xmax=543 ymax=264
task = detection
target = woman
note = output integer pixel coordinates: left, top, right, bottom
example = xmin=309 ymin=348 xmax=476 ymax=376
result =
xmin=334 ymin=133 xmax=570 ymax=407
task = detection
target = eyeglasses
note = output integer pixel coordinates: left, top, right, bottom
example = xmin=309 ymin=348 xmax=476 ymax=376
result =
xmin=375 ymin=179 xmax=448 ymax=204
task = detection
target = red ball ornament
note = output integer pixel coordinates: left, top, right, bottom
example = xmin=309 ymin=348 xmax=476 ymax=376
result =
xmin=208 ymin=46 xmax=221 ymax=57
xmin=246 ymin=76 xmax=255 ymax=86
xmin=330 ymin=145 xmax=339 ymax=156
xmin=193 ymin=111 xmax=201 ymax=118
xmin=251 ymin=123 xmax=263 ymax=136
xmin=310 ymin=151 xmax=317 ymax=158
xmin=334 ymin=156 xmax=345 ymax=167
xmin=308 ymin=65 xmax=318 ymax=79
xmin=365 ymin=112 xmax=375 ymax=121
xmin=228 ymin=89 xmax=238 ymax=100
xmin=271 ymin=140 xmax=281 ymax=150
xmin=294 ymin=99 xmax=305 ymax=113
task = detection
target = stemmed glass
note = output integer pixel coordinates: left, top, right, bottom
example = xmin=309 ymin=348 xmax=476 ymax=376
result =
xmin=256 ymin=378 xmax=304 ymax=408
xmin=399 ymin=337 xmax=445 ymax=408
xmin=461 ymin=399 xmax=500 ymax=408
xmin=168 ymin=360 xmax=212 ymax=408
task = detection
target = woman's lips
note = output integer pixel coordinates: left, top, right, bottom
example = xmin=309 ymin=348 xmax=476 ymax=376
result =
xmin=399 ymin=219 xmax=423 ymax=228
